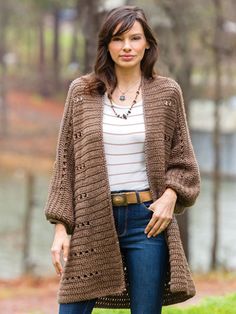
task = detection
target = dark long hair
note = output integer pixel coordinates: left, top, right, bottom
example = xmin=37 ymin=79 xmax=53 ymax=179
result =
xmin=88 ymin=6 xmax=159 ymax=95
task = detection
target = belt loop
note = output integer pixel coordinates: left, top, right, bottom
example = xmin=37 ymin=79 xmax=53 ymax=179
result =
xmin=135 ymin=191 xmax=141 ymax=203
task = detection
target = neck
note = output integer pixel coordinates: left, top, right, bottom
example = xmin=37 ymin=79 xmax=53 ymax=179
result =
xmin=114 ymin=66 xmax=142 ymax=89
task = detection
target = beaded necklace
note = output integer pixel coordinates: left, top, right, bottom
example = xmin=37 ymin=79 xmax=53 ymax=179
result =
xmin=109 ymin=81 xmax=142 ymax=120
xmin=117 ymin=78 xmax=141 ymax=101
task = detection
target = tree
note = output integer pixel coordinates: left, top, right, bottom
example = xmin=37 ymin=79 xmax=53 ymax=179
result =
xmin=52 ymin=2 xmax=61 ymax=90
xmin=22 ymin=173 xmax=36 ymax=275
xmin=211 ymin=0 xmax=223 ymax=270
xmin=76 ymin=0 xmax=105 ymax=74
xmin=23 ymin=0 xmax=74 ymax=94
xmin=0 ymin=0 xmax=17 ymax=137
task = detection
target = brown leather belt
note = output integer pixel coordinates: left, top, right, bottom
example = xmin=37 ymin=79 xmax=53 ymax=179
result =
xmin=111 ymin=190 xmax=152 ymax=206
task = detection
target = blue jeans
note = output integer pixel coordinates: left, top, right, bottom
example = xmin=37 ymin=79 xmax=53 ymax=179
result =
xmin=59 ymin=190 xmax=169 ymax=314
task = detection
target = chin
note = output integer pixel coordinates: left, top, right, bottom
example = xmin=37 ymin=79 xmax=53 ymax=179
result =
xmin=117 ymin=61 xmax=141 ymax=69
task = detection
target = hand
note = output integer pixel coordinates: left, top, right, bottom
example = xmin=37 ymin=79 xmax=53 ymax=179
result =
xmin=51 ymin=223 xmax=70 ymax=277
xmin=144 ymin=188 xmax=177 ymax=238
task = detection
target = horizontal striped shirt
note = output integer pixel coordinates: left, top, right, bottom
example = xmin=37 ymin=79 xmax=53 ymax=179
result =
xmin=102 ymin=93 xmax=149 ymax=192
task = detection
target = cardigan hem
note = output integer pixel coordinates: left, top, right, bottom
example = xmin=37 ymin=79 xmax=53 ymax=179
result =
xmin=57 ymin=283 xmax=127 ymax=304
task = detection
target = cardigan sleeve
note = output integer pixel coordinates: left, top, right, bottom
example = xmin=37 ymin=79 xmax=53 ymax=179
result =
xmin=165 ymin=82 xmax=201 ymax=214
xmin=44 ymin=81 xmax=76 ymax=234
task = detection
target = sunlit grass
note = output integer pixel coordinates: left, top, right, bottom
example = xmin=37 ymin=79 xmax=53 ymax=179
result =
xmin=92 ymin=293 xmax=236 ymax=314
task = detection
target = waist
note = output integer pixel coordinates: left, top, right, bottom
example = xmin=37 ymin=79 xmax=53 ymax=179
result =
xmin=111 ymin=189 xmax=152 ymax=207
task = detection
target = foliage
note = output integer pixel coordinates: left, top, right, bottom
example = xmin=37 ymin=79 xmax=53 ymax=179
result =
xmin=1 ymin=0 xmax=236 ymax=96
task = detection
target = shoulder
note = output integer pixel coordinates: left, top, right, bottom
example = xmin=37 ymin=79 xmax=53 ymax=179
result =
xmin=144 ymin=75 xmax=183 ymax=101
xmin=149 ymin=75 xmax=183 ymax=95
xmin=69 ymin=73 xmax=94 ymax=94
xmin=143 ymin=75 xmax=184 ymax=112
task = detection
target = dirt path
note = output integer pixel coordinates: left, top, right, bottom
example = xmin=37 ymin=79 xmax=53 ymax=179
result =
xmin=0 ymin=90 xmax=64 ymax=174
xmin=0 ymin=273 xmax=236 ymax=313
xmin=0 ymin=276 xmax=59 ymax=314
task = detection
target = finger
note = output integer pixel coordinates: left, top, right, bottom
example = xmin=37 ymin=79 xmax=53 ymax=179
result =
xmin=55 ymin=261 xmax=63 ymax=277
xmin=147 ymin=220 xmax=163 ymax=238
xmin=152 ymin=221 xmax=170 ymax=237
xmin=144 ymin=215 xmax=159 ymax=234
xmin=153 ymin=226 xmax=166 ymax=237
xmin=146 ymin=214 xmax=171 ymax=237
xmin=51 ymin=248 xmax=63 ymax=276
xmin=63 ymin=243 xmax=69 ymax=262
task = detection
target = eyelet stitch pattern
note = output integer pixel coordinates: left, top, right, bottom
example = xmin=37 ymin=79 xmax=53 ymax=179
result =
xmin=63 ymin=270 xmax=101 ymax=283
xmin=76 ymin=220 xmax=90 ymax=228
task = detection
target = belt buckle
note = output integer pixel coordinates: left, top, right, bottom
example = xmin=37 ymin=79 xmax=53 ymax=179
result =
xmin=112 ymin=193 xmax=128 ymax=206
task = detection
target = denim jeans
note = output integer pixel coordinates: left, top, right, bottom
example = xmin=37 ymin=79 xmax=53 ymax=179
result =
xmin=59 ymin=189 xmax=169 ymax=314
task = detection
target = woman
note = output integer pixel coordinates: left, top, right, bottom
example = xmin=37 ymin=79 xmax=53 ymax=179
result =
xmin=44 ymin=5 xmax=200 ymax=314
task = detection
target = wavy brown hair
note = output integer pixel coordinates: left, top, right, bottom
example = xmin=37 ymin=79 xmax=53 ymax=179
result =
xmin=88 ymin=5 xmax=159 ymax=95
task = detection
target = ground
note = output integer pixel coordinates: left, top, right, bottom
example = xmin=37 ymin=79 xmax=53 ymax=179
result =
xmin=0 ymin=272 xmax=236 ymax=313
xmin=0 ymin=90 xmax=63 ymax=173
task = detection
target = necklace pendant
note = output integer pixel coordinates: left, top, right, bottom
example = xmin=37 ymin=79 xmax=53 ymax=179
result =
xmin=110 ymin=78 xmax=142 ymax=120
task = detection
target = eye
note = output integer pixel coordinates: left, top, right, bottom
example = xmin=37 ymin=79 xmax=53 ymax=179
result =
xmin=132 ymin=36 xmax=142 ymax=40
xmin=112 ymin=36 xmax=122 ymax=41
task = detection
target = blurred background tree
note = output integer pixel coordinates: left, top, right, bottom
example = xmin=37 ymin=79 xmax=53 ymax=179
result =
xmin=0 ymin=0 xmax=236 ymax=278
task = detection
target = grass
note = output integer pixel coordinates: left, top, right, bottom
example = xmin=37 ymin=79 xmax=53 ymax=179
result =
xmin=91 ymin=293 xmax=236 ymax=314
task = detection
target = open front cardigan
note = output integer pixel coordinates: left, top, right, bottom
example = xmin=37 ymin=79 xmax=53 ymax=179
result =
xmin=44 ymin=74 xmax=200 ymax=308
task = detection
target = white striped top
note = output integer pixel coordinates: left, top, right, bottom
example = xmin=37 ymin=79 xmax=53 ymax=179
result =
xmin=102 ymin=93 xmax=149 ymax=192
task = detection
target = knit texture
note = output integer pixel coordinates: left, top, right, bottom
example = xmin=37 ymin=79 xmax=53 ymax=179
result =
xmin=44 ymin=74 xmax=200 ymax=307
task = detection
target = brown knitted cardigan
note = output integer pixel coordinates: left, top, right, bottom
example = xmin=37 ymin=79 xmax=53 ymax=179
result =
xmin=44 ymin=73 xmax=200 ymax=308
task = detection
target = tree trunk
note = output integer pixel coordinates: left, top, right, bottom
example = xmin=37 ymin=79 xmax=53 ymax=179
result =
xmin=76 ymin=0 xmax=103 ymax=74
xmin=22 ymin=172 xmax=35 ymax=275
xmin=38 ymin=15 xmax=49 ymax=96
xmin=53 ymin=5 xmax=60 ymax=90
xmin=0 ymin=48 xmax=7 ymax=138
xmin=211 ymin=0 xmax=223 ymax=270
xmin=0 ymin=2 xmax=8 ymax=137
xmin=70 ymin=18 xmax=79 ymax=64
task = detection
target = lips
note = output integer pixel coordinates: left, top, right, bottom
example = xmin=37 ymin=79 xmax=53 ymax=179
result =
xmin=120 ymin=55 xmax=135 ymax=61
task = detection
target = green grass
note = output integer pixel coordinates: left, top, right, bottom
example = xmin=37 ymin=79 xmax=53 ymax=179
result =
xmin=91 ymin=293 xmax=236 ymax=314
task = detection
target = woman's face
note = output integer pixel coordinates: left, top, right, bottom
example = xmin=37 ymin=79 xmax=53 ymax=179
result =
xmin=108 ymin=20 xmax=149 ymax=71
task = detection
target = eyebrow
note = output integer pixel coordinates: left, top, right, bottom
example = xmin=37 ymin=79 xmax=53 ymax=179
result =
xmin=112 ymin=32 xmax=144 ymax=37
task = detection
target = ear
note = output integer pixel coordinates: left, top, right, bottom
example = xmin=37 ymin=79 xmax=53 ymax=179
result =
xmin=146 ymin=44 xmax=150 ymax=50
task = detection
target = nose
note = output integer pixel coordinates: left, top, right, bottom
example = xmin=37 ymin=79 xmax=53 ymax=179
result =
xmin=122 ymin=39 xmax=132 ymax=51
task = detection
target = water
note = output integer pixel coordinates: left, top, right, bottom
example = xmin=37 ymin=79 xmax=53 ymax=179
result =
xmin=0 ymin=169 xmax=235 ymax=279
xmin=0 ymin=169 xmax=54 ymax=279
xmin=190 ymin=178 xmax=236 ymax=271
